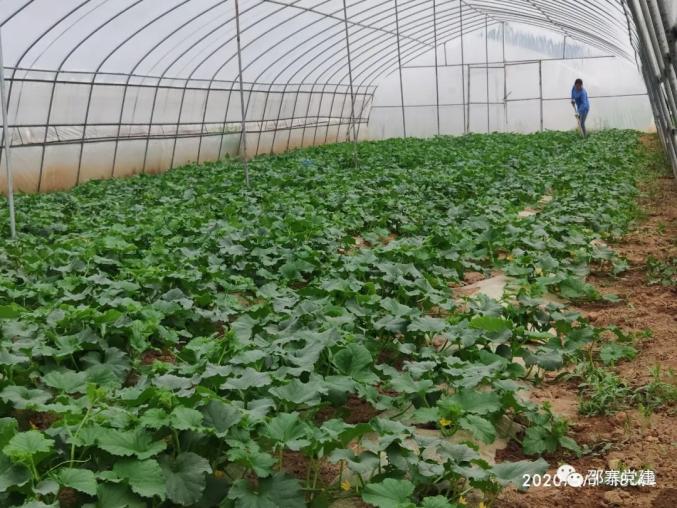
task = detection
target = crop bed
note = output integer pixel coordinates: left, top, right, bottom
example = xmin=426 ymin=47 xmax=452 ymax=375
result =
xmin=0 ymin=130 xmax=648 ymax=507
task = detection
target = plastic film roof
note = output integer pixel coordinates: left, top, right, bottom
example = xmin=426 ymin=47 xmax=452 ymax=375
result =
xmin=0 ymin=0 xmax=639 ymax=89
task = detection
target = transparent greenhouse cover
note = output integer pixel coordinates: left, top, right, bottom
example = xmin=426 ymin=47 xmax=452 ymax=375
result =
xmin=0 ymin=0 xmax=674 ymax=197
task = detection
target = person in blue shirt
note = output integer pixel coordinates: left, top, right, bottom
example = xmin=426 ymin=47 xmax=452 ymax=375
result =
xmin=571 ymin=78 xmax=590 ymax=136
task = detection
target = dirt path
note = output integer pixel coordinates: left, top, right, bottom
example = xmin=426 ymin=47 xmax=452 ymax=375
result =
xmin=496 ymin=137 xmax=676 ymax=508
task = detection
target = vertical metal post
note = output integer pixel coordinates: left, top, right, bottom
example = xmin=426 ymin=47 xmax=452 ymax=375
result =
xmin=234 ymin=0 xmax=250 ymax=186
xmin=0 ymin=27 xmax=16 ymax=239
xmin=562 ymin=35 xmax=567 ymax=59
xmin=341 ymin=0 xmax=358 ymax=167
xmin=459 ymin=0 xmax=467 ymax=133
xmin=394 ymin=0 xmax=406 ymax=137
xmin=502 ymin=22 xmax=508 ymax=131
xmin=539 ymin=60 xmax=544 ymax=131
xmin=432 ymin=0 xmax=440 ymax=135
xmin=485 ymin=14 xmax=490 ymax=133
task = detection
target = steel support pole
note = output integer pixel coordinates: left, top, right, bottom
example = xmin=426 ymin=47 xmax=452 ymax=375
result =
xmin=648 ymin=0 xmax=677 ymax=123
xmin=629 ymin=0 xmax=677 ymax=175
xmin=432 ymin=0 xmax=440 ymax=135
xmin=394 ymin=0 xmax=407 ymax=137
xmin=341 ymin=0 xmax=358 ymax=168
xmin=0 ymin=27 xmax=16 ymax=239
xmin=539 ymin=60 xmax=544 ymax=132
xmin=656 ymin=0 xmax=677 ymax=71
xmin=655 ymin=0 xmax=677 ymax=78
xmin=642 ymin=0 xmax=677 ymax=120
xmin=485 ymin=15 xmax=490 ymax=133
xmin=234 ymin=0 xmax=250 ymax=186
xmin=502 ymin=22 xmax=508 ymax=131
xmin=459 ymin=0 xmax=467 ymax=134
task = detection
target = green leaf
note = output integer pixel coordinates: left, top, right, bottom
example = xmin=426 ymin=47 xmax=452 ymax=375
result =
xmin=361 ymin=478 xmax=415 ymax=508
xmin=408 ymin=316 xmax=446 ymax=333
xmin=0 ymin=418 xmax=18 ymax=449
xmin=332 ymin=343 xmax=375 ymax=383
xmin=599 ymin=342 xmax=637 ymax=366
xmin=0 ymin=386 xmax=51 ymax=409
xmin=160 ymin=452 xmax=212 ymax=506
xmin=558 ymin=436 xmax=582 ymax=455
xmin=169 ymin=407 xmax=203 ymax=431
xmin=201 ymin=400 xmax=241 ymax=436
xmin=97 ymin=429 xmax=166 ymax=459
xmin=441 ymin=390 xmax=501 ymax=415
xmin=231 ymin=315 xmax=256 ymax=343
xmin=459 ymin=414 xmax=496 ymax=444
xmin=0 ymin=454 xmax=30 ymax=492
xmin=42 ymin=370 xmax=88 ymax=393
xmin=34 ymin=478 xmax=59 ymax=496
xmin=97 ymin=482 xmax=146 ymax=508
xmin=58 ymin=467 xmax=97 ymax=496
xmin=3 ymin=430 xmax=54 ymax=461
xmin=470 ymin=315 xmax=512 ymax=333
xmin=269 ymin=379 xmax=327 ymax=405
xmin=113 ymin=459 xmax=166 ymax=499
xmin=521 ymin=426 xmax=557 ymax=455
xmin=221 ymin=368 xmax=272 ymax=390
xmin=491 ymin=458 xmax=549 ymax=489
xmin=264 ymin=413 xmax=310 ymax=451
xmin=0 ymin=304 xmax=24 ymax=319
xmin=227 ymin=473 xmax=304 ymax=508
xmin=523 ymin=348 xmax=563 ymax=370
xmin=420 ymin=496 xmax=453 ymax=508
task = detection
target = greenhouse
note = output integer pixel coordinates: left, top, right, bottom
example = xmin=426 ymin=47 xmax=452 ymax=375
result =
xmin=0 ymin=1 xmax=675 ymax=507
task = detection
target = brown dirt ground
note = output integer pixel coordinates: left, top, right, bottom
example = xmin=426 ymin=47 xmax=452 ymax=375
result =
xmin=496 ymin=136 xmax=677 ymax=508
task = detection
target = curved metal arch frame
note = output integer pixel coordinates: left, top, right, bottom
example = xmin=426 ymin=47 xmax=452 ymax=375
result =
xmin=1 ymin=0 xmax=675 ymax=210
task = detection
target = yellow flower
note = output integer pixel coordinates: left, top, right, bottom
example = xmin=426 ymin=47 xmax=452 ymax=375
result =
xmin=458 ymin=496 xmax=467 ymax=506
xmin=507 ymin=255 xmax=513 ymax=261
xmin=479 ymin=502 xmax=487 ymax=508
xmin=439 ymin=417 xmax=452 ymax=427
xmin=340 ymin=480 xmax=351 ymax=491
xmin=535 ymin=267 xmax=543 ymax=276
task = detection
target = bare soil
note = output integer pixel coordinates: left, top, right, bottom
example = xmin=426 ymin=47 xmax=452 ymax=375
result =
xmin=496 ymin=137 xmax=677 ymax=508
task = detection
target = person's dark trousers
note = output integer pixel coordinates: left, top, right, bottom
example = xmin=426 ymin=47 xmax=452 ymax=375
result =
xmin=579 ymin=110 xmax=589 ymax=136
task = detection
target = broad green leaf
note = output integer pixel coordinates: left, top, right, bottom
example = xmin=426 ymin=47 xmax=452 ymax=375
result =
xmin=599 ymin=342 xmax=637 ymax=366
xmin=97 ymin=429 xmax=166 ymax=459
xmin=200 ymin=400 xmax=241 ymax=436
xmin=113 ymin=459 xmax=166 ymax=499
xmin=441 ymin=390 xmax=501 ymax=415
xmin=491 ymin=458 xmax=549 ymax=489
xmin=3 ymin=430 xmax=54 ymax=461
xmin=97 ymin=482 xmax=146 ymax=508
xmin=0 ymin=305 xmax=24 ymax=319
xmin=169 ymin=407 xmax=203 ymax=431
xmin=58 ymin=467 xmax=98 ymax=496
xmin=160 ymin=452 xmax=211 ymax=506
xmin=332 ymin=343 xmax=375 ymax=383
xmin=0 ymin=454 xmax=30 ymax=492
xmin=458 ymin=414 xmax=496 ymax=444
xmin=264 ymin=413 xmax=310 ymax=451
xmin=42 ymin=370 xmax=88 ymax=393
xmin=227 ymin=473 xmax=304 ymax=508
xmin=361 ymin=478 xmax=415 ymax=508
xmin=0 ymin=418 xmax=18 ymax=449
xmin=221 ymin=368 xmax=272 ymax=390
xmin=420 ymin=496 xmax=454 ymax=508
xmin=470 ymin=315 xmax=512 ymax=333
xmin=269 ymin=379 xmax=327 ymax=405
xmin=0 ymin=386 xmax=51 ymax=409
